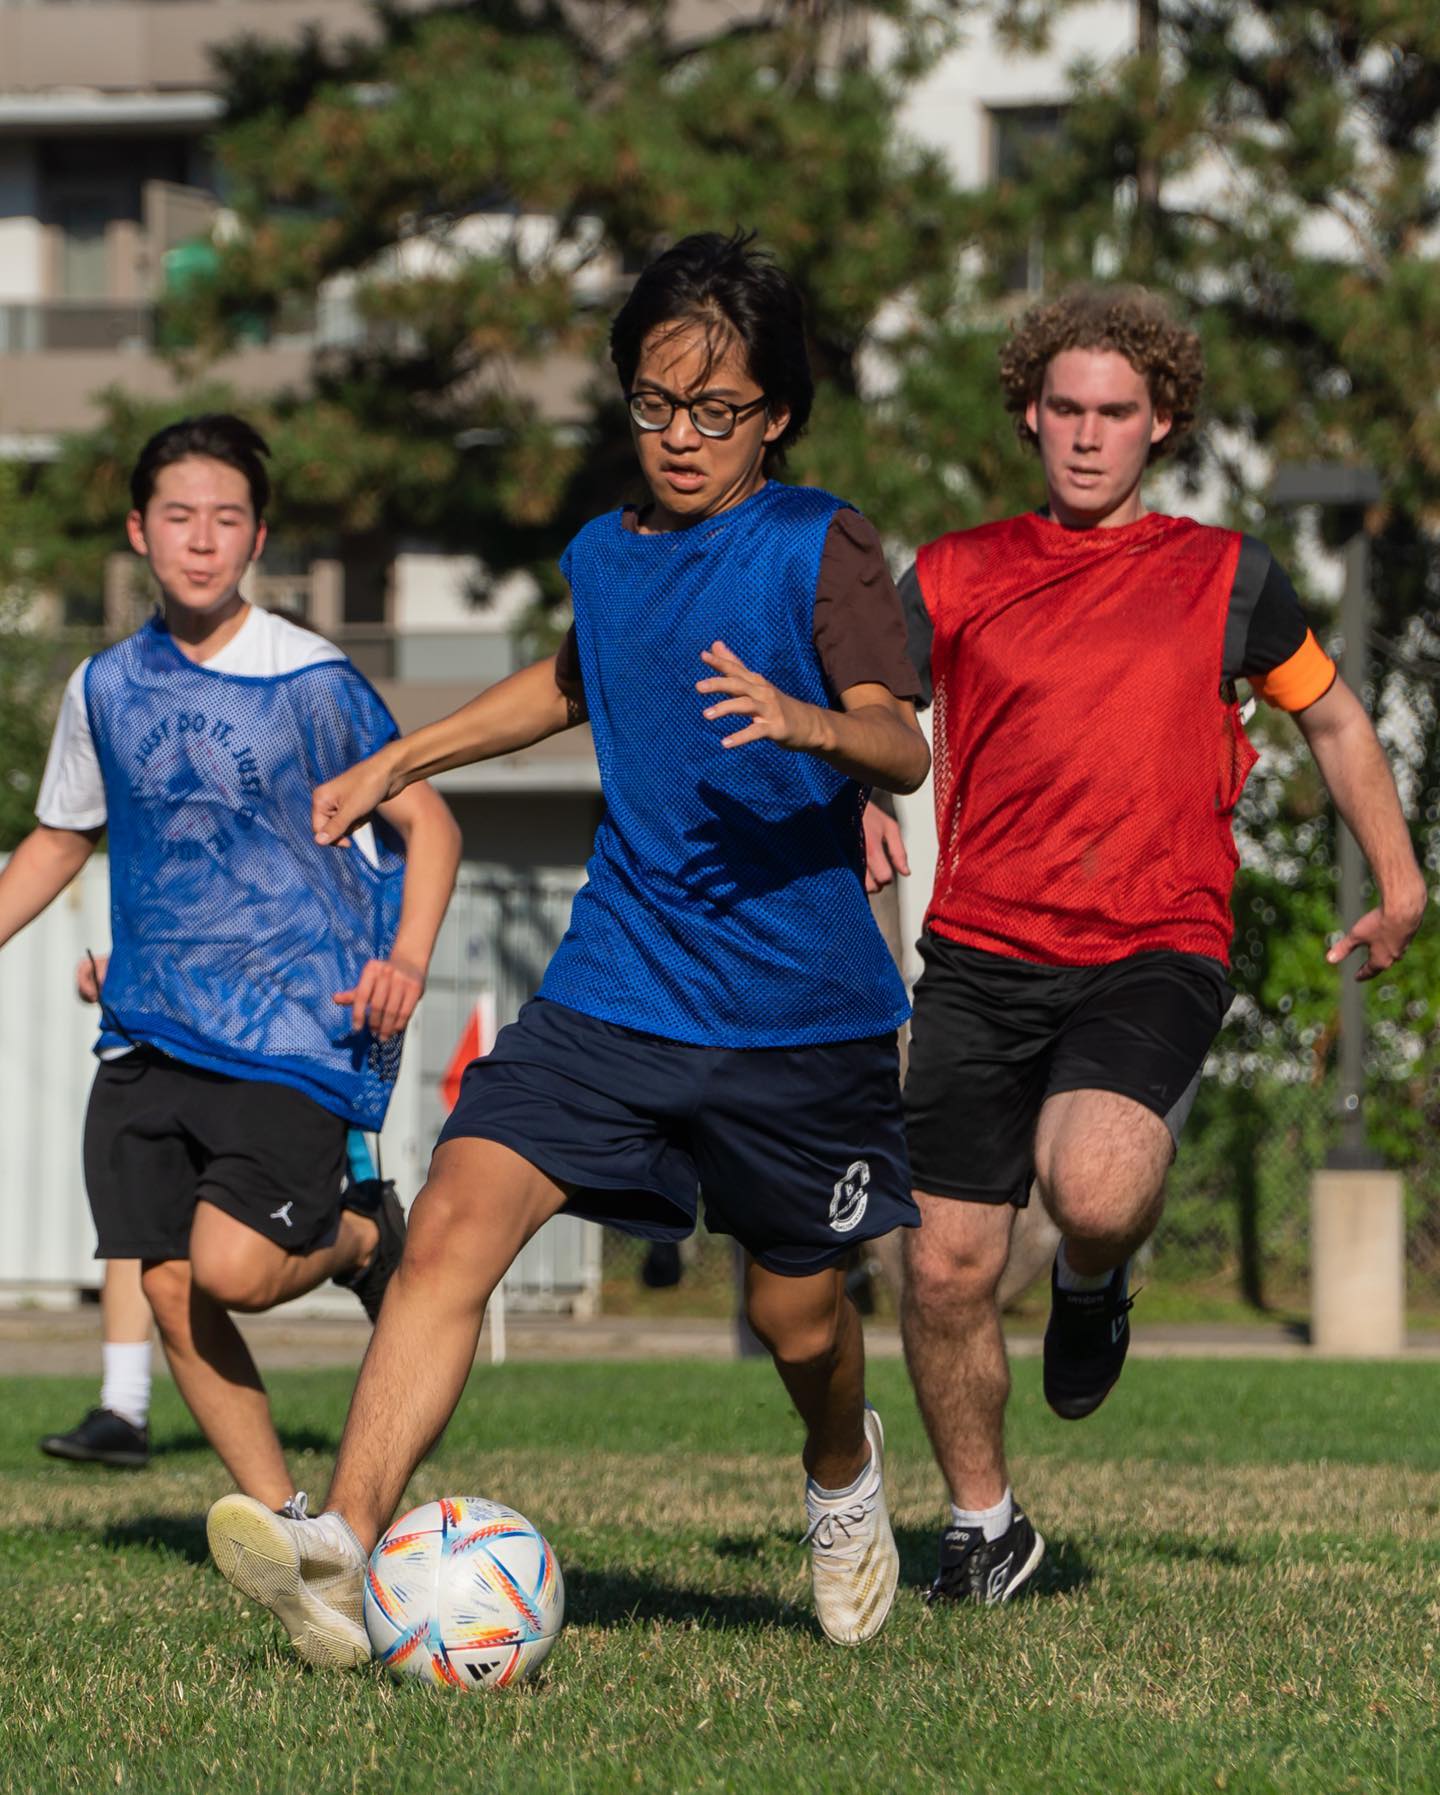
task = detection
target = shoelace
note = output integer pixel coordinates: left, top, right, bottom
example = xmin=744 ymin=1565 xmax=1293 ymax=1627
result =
xmin=279 ymin=1492 xmax=311 ymax=1521
xmin=802 ymin=1498 xmax=873 ymax=1555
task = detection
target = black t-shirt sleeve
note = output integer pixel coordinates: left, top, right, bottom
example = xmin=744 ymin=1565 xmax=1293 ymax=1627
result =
xmin=1223 ymin=537 xmax=1309 ymax=679
xmin=896 ymin=562 xmax=934 ymax=711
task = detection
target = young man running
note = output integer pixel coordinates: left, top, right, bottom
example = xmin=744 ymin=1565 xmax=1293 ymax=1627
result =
xmin=0 ymin=414 xmax=460 ymax=1508
xmin=207 ymin=231 xmax=929 ymax=1658
xmin=889 ymin=287 xmax=1425 ymax=1605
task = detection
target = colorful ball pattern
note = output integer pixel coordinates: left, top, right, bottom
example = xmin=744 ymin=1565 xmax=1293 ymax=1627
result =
xmin=363 ymin=1497 xmax=565 ymax=1690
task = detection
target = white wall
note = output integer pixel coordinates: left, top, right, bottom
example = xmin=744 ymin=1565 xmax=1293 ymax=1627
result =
xmin=891 ymin=4 xmax=1136 ymax=185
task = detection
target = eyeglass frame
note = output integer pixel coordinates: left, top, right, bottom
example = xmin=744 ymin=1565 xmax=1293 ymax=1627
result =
xmin=625 ymin=387 xmax=771 ymax=440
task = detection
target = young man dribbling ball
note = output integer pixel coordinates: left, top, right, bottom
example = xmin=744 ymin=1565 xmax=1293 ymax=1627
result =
xmin=0 ymin=415 xmax=460 ymax=1508
xmin=869 ymin=286 xmax=1426 ymax=1605
xmin=207 ymin=231 xmax=930 ymax=1659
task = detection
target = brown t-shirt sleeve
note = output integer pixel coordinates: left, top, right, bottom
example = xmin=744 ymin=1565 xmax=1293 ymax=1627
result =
xmin=554 ymin=624 xmax=584 ymax=697
xmin=811 ymin=509 xmax=924 ymax=702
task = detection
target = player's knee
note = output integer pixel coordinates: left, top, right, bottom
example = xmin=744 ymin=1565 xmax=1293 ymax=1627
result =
xmin=190 ymin=1247 xmax=281 ymax=1313
xmin=400 ymin=1178 xmax=479 ymax=1275
xmin=1042 ymin=1162 xmax=1157 ymax=1250
xmin=140 ymin=1260 xmax=190 ymax=1338
xmin=903 ymin=1227 xmax=1005 ymax=1320
xmin=746 ymin=1285 xmax=842 ymax=1368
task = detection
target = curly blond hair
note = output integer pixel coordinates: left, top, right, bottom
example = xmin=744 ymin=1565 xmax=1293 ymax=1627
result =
xmin=999 ymin=285 xmax=1204 ymax=461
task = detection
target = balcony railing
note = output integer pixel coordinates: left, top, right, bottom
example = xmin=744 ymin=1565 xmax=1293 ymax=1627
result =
xmin=0 ymin=302 xmax=153 ymax=353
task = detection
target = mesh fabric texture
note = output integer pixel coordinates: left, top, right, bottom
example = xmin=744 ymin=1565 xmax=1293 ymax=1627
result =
xmin=540 ymin=482 xmax=910 ymax=1046
xmin=917 ymin=510 xmax=1253 ymax=968
xmin=86 ymin=616 xmax=405 ymax=1126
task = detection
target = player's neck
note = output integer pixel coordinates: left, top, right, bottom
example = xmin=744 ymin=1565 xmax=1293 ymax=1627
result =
xmin=160 ymin=590 xmax=251 ymax=663
xmin=1043 ymin=484 xmax=1149 ymax=532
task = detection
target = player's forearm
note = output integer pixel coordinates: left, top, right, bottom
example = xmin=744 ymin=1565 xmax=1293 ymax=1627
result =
xmin=807 ymin=704 xmax=931 ymax=795
xmin=1300 ymin=695 xmax=1426 ymax=914
xmin=380 ymin=656 xmax=577 ymax=796
xmin=387 ymin=792 xmax=462 ymax=978
xmin=0 ymin=826 xmax=97 ymax=947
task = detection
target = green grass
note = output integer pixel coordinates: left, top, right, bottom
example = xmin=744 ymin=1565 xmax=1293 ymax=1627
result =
xmin=4 ymin=1358 xmax=1440 ymax=1794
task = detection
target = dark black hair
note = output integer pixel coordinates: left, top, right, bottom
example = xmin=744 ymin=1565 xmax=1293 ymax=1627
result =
xmin=609 ymin=231 xmax=814 ymax=466
xmin=130 ymin=413 xmax=272 ymax=518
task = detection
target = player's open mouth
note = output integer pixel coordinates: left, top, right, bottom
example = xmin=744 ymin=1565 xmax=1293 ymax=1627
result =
xmin=661 ymin=468 xmax=707 ymax=493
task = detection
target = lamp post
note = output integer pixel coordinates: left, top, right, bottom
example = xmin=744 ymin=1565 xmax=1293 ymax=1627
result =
xmin=1268 ymin=462 xmax=1383 ymax=1169
xmin=1268 ymin=461 xmax=1403 ymax=1354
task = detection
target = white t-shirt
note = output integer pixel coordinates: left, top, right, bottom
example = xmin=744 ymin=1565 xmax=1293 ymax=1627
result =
xmin=38 ymin=605 xmax=344 ymax=830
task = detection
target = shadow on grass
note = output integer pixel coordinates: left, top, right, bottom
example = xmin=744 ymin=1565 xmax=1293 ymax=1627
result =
xmin=563 ymin=1564 xmax=809 ymax=1633
xmin=153 ymin=1425 xmax=340 ymax=1458
xmin=102 ymin=1512 xmax=210 ymax=1564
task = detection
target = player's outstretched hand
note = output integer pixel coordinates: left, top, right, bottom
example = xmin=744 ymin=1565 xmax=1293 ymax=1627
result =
xmin=1326 ymin=896 xmax=1426 ymax=981
xmin=75 ymin=952 xmax=108 ymax=1003
xmin=696 ymin=640 xmax=818 ymax=752
xmin=314 ymin=753 xmax=393 ymax=848
xmin=335 ymin=955 xmax=426 ymax=1040
xmin=862 ymin=803 xmax=910 ymax=895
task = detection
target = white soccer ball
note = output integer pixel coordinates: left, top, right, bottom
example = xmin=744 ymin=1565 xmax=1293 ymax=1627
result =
xmin=363 ymin=1497 xmax=565 ymax=1690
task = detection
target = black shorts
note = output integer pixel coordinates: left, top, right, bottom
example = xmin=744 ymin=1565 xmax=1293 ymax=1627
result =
xmin=904 ymin=934 xmax=1232 ymax=1207
xmin=84 ymin=1048 xmax=350 ymax=1259
xmin=435 ymin=997 xmax=919 ymax=1276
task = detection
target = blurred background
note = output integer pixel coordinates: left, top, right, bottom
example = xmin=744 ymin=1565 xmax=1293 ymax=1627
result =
xmin=0 ymin=0 xmax=1436 ymax=1326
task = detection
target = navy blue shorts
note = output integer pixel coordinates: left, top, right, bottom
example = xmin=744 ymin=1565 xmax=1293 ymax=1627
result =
xmin=435 ymin=998 xmax=918 ymax=1276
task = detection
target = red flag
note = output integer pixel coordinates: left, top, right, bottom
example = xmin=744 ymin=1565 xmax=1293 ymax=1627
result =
xmin=440 ymin=993 xmax=495 ymax=1112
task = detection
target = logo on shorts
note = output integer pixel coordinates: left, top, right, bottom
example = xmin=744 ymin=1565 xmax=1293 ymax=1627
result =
xmin=830 ymin=1160 xmax=871 ymax=1234
xmin=270 ymin=1201 xmax=294 ymax=1229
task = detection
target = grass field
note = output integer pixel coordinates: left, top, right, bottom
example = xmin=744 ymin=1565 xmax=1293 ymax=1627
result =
xmin=4 ymin=1355 xmax=1440 ymax=1794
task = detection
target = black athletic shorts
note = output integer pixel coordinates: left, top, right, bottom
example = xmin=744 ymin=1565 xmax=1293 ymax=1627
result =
xmin=84 ymin=1047 xmax=350 ymax=1259
xmin=904 ymin=933 xmax=1233 ymax=1207
xmin=435 ymin=997 xmax=919 ymax=1276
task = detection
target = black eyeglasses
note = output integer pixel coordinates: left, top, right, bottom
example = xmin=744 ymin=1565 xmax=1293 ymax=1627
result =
xmin=626 ymin=390 xmax=769 ymax=439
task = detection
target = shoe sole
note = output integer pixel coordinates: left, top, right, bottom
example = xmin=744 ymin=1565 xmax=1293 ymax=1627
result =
xmin=1045 ymin=1378 xmax=1121 ymax=1420
xmin=814 ymin=1408 xmax=899 ymax=1647
xmin=207 ymin=1495 xmax=370 ymax=1670
xmin=39 ymin=1442 xmax=148 ymax=1468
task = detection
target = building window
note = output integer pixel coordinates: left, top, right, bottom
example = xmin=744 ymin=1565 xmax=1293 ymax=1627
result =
xmin=988 ymin=105 xmax=1064 ymax=295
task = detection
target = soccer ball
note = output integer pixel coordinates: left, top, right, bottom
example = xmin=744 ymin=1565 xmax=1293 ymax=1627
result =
xmin=363 ymin=1497 xmax=565 ymax=1689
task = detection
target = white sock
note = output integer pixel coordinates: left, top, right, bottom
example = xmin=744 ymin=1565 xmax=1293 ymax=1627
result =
xmin=1055 ymin=1241 xmax=1114 ymax=1294
xmin=951 ymin=1488 xmax=1013 ymax=1543
xmin=100 ymin=1341 xmax=152 ymax=1430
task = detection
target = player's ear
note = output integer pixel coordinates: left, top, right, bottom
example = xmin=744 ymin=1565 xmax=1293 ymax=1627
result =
xmin=762 ymin=400 xmax=791 ymax=445
xmin=125 ymin=509 xmax=148 ymax=557
xmin=1150 ymin=411 xmax=1174 ymax=447
xmin=251 ymin=518 xmax=268 ymax=562
xmin=1024 ymin=398 xmax=1040 ymax=439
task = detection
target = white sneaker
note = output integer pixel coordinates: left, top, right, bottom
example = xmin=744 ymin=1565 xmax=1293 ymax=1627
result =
xmin=803 ymin=1406 xmax=899 ymax=1645
xmin=207 ymin=1491 xmax=371 ymax=1669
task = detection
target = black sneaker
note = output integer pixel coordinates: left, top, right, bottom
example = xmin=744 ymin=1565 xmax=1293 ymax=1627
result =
xmin=927 ymin=1508 xmax=1045 ymax=1606
xmin=39 ymin=1407 xmax=149 ymax=1468
xmin=332 ymin=1178 xmax=407 ymax=1323
xmin=1043 ymin=1259 xmax=1134 ymax=1420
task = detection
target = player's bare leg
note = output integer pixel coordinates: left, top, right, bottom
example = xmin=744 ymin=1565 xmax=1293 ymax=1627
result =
xmin=902 ymin=1196 xmax=1014 ymax=1508
xmin=207 ymin=1138 xmax=568 ymax=1669
xmin=1033 ymin=1088 xmax=1171 ymax=1419
xmin=324 ymin=1139 xmax=569 ymax=1545
xmin=902 ymin=1196 xmax=1044 ymax=1604
xmin=187 ymin=1201 xmax=379 ymax=1312
xmin=746 ymin=1260 xmax=898 ymax=1644
xmin=141 ymin=1258 xmax=292 ymax=1506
